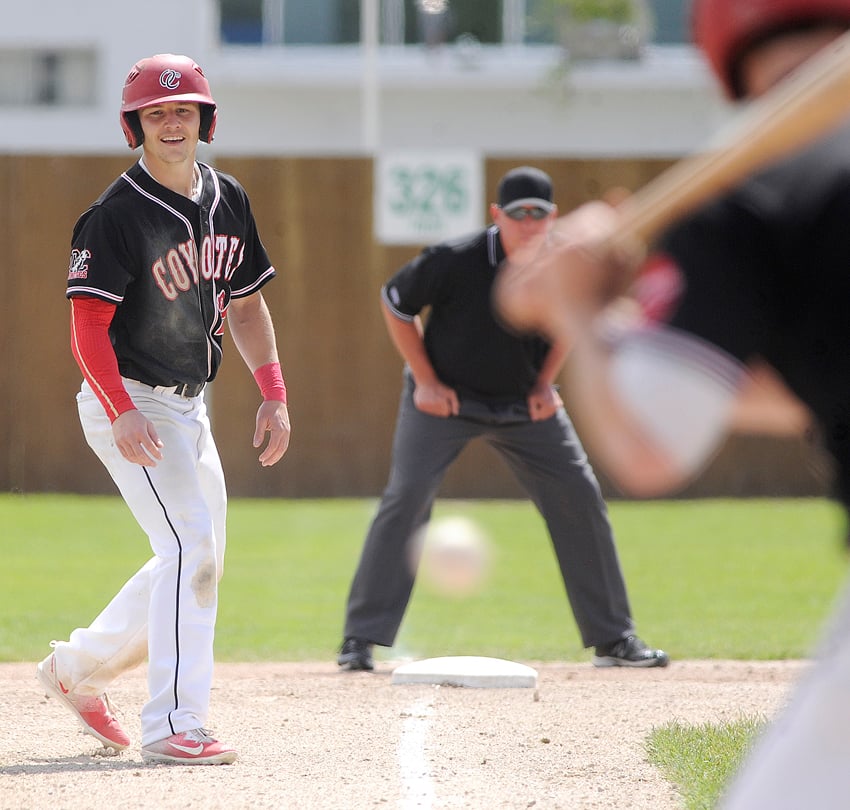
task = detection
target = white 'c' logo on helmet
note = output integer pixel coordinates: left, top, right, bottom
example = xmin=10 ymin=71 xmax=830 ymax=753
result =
xmin=159 ymin=69 xmax=181 ymax=90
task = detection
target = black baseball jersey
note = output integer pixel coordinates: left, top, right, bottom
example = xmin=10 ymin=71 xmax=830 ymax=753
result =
xmin=657 ymin=121 xmax=850 ymax=508
xmin=382 ymin=225 xmax=551 ymax=401
xmin=66 ymin=160 xmax=275 ymax=388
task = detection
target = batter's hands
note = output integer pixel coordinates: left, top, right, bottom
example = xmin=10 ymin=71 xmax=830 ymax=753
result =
xmin=253 ymin=400 xmax=291 ymax=466
xmin=495 ymin=201 xmax=642 ymax=344
xmin=527 ymin=382 xmax=563 ymax=422
xmin=113 ymin=409 xmax=164 ymax=467
xmin=413 ymin=380 xmax=460 ymax=418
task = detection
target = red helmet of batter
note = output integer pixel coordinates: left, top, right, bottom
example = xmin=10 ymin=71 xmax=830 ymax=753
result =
xmin=693 ymin=0 xmax=850 ymax=99
xmin=120 ymin=53 xmax=217 ymax=149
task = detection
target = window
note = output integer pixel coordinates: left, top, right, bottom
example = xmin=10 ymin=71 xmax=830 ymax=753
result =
xmin=220 ymin=0 xmax=264 ymax=43
xmin=0 ymin=49 xmax=96 ymax=107
xmin=218 ymin=0 xmax=688 ymax=47
xmin=524 ymin=0 xmax=688 ymax=45
xmin=220 ymin=0 xmax=361 ymax=45
xmin=648 ymin=0 xmax=688 ymax=44
xmin=401 ymin=0 xmax=502 ymax=45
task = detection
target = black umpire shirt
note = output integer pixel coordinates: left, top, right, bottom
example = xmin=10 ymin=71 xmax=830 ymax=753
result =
xmin=382 ymin=225 xmax=551 ymax=403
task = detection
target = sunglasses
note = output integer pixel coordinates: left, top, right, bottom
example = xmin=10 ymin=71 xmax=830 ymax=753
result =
xmin=503 ymin=206 xmax=551 ymax=221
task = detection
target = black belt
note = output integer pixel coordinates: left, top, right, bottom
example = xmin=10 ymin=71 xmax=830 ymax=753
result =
xmin=169 ymin=382 xmax=206 ymax=398
xmin=127 ymin=379 xmax=206 ymax=398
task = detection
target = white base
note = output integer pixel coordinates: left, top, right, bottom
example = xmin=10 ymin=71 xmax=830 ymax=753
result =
xmin=391 ymin=656 xmax=538 ymax=688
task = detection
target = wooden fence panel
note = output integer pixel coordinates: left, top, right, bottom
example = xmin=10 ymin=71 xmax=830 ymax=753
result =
xmin=0 ymin=154 xmax=829 ymax=500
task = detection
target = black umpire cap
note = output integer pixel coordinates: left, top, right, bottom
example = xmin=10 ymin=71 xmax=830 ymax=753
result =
xmin=498 ymin=167 xmax=555 ymax=214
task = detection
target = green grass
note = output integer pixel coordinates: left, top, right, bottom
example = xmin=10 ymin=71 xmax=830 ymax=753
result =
xmin=2 ymin=493 xmax=846 ymax=804
xmin=1 ymin=494 xmax=846 ymax=663
xmin=647 ymin=716 xmax=768 ymax=809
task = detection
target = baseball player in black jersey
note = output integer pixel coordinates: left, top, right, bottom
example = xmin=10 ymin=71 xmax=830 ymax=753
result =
xmin=37 ymin=54 xmax=291 ymax=765
xmin=337 ymin=167 xmax=668 ymax=672
xmin=496 ymin=2 xmax=850 ymax=807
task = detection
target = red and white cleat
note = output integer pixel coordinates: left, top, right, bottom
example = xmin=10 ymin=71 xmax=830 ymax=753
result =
xmin=36 ymin=652 xmax=131 ymax=751
xmin=142 ymin=728 xmax=238 ymax=765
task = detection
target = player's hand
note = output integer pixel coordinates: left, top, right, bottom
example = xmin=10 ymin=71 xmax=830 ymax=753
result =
xmin=253 ymin=400 xmax=291 ymax=467
xmin=413 ymin=381 xmax=459 ymax=418
xmin=112 ymin=409 xmax=164 ymax=467
xmin=527 ymin=382 xmax=563 ymax=422
xmin=494 ymin=201 xmax=640 ymax=343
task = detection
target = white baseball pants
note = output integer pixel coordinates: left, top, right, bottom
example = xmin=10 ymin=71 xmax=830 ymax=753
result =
xmin=721 ymin=574 xmax=850 ymax=809
xmin=51 ymin=379 xmax=227 ymax=746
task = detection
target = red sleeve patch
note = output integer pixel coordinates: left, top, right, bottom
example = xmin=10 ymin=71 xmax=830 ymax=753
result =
xmin=631 ymin=253 xmax=685 ymax=324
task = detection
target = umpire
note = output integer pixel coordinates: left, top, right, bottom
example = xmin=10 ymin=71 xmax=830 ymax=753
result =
xmin=338 ymin=167 xmax=667 ymax=671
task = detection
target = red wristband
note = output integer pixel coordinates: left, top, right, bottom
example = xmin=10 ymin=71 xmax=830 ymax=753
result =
xmin=253 ymin=362 xmax=287 ymax=404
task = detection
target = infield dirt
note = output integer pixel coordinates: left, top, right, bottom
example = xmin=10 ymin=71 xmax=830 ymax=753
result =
xmin=0 ymin=659 xmax=805 ymax=809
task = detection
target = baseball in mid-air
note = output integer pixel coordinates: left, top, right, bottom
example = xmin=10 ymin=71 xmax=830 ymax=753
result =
xmin=412 ymin=515 xmax=492 ymax=597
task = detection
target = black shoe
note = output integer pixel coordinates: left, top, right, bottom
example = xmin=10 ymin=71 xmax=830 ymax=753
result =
xmin=592 ymin=635 xmax=669 ymax=668
xmin=337 ymin=637 xmax=374 ymax=671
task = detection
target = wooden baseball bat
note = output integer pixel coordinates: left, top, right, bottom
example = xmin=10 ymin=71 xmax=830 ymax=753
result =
xmin=607 ymin=27 xmax=850 ymax=257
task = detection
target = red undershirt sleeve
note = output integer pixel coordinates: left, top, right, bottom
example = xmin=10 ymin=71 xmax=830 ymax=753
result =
xmin=69 ymin=296 xmax=136 ymax=423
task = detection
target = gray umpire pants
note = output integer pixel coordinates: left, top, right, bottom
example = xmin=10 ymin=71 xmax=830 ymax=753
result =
xmin=343 ymin=375 xmax=635 ymax=649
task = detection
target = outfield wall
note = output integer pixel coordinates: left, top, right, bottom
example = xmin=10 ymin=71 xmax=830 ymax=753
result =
xmin=0 ymin=155 xmax=829 ymax=499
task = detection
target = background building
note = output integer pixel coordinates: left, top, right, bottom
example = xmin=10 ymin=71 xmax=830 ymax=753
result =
xmin=1 ymin=0 xmax=728 ymax=156
xmin=2 ymin=1 xmax=826 ymax=499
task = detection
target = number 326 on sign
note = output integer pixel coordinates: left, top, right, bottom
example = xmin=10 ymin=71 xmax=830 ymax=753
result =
xmin=375 ymin=152 xmax=483 ymax=245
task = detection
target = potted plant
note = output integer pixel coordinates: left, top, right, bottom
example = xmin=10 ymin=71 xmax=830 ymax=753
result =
xmin=549 ymin=0 xmax=653 ymax=61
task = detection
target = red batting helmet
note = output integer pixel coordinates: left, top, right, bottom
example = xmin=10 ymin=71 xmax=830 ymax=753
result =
xmin=693 ymin=0 xmax=850 ymax=98
xmin=120 ymin=53 xmax=217 ymax=149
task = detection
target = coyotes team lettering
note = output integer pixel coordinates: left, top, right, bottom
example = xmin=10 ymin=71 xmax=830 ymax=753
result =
xmin=151 ymin=235 xmax=244 ymax=301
